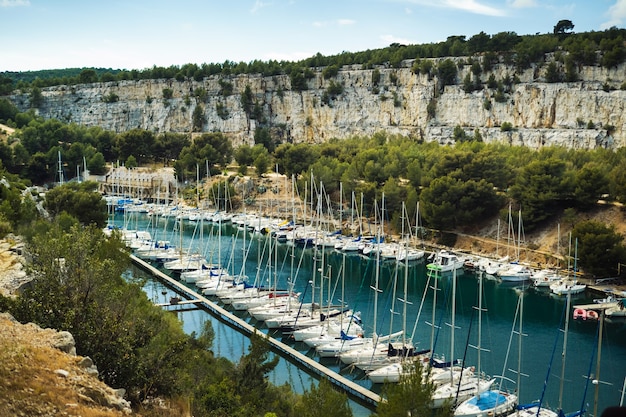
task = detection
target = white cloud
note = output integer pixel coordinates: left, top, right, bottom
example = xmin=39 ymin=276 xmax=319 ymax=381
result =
xmin=405 ymin=7 xmax=412 ymax=14
xmin=601 ymin=0 xmax=626 ymax=29
xmin=404 ymin=0 xmax=506 ymax=17
xmin=508 ymin=0 xmax=537 ymax=8
xmin=338 ymin=19 xmax=355 ymax=25
xmin=1 ymin=0 xmax=30 ymax=7
xmin=444 ymin=0 xmax=507 ymax=16
xmin=380 ymin=34 xmax=416 ymax=46
xmin=250 ymin=0 xmax=270 ymax=13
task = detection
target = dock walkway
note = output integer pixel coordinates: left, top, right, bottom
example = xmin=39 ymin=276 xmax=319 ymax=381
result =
xmin=130 ymin=255 xmax=381 ymax=408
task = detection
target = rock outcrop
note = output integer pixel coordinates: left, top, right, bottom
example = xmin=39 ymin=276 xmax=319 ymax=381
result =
xmin=0 ymin=312 xmax=132 ymax=415
xmin=7 ymin=58 xmax=626 ymax=149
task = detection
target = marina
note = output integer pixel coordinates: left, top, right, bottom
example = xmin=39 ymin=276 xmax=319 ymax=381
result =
xmin=111 ymin=209 xmax=626 ymax=416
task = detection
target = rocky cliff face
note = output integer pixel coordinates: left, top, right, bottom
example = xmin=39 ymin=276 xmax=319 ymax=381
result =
xmin=9 ymin=58 xmax=626 ymax=149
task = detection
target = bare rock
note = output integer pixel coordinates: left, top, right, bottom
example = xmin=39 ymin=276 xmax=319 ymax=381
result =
xmin=52 ymin=331 xmax=76 ymax=356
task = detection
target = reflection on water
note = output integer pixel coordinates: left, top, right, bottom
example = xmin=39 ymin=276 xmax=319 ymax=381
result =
xmin=119 ymin=213 xmax=626 ymax=416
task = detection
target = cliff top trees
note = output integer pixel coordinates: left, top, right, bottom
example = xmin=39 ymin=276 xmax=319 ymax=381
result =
xmin=554 ymin=19 xmax=575 ymax=36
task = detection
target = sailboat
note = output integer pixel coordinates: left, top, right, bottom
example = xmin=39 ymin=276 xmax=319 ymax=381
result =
xmin=429 ymin=268 xmax=494 ymax=408
xmin=496 ymin=208 xmax=532 ymax=283
xmin=551 ymin=237 xmax=586 ymax=296
xmin=453 ymin=272 xmax=518 ymax=417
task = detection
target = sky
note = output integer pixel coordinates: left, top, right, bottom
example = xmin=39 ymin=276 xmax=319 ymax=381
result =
xmin=1 ymin=0 xmax=625 ymax=72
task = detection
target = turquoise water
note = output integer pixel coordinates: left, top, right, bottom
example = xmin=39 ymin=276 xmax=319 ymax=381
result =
xmin=116 ymin=212 xmax=626 ymax=416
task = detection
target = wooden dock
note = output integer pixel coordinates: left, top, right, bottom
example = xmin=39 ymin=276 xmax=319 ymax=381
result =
xmin=130 ymin=255 xmax=381 ymax=408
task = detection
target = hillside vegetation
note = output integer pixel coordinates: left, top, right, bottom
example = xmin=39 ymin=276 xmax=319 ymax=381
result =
xmin=2 ymin=25 xmax=625 ymax=90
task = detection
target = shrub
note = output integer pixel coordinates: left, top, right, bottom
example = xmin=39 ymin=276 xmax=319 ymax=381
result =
xmin=501 ymin=121 xmax=513 ymax=131
xmin=162 ymin=88 xmax=173 ymax=100
xmin=102 ymin=93 xmax=119 ymax=103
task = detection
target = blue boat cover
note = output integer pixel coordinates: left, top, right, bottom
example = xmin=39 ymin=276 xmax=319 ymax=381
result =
xmin=467 ymin=390 xmax=508 ymax=410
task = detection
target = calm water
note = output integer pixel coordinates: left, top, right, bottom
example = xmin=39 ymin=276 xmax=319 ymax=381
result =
xmin=115 ymin=212 xmax=626 ymax=416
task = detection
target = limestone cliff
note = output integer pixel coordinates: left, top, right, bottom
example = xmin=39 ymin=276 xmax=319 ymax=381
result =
xmin=8 ymin=58 xmax=626 ymax=149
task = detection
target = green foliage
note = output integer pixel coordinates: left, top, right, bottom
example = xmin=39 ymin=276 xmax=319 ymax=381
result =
xmin=453 ymin=125 xmax=468 ymax=141
xmin=234 ymin=144 xmax=254 ymax=174
xmin=0 ymin=172 xmax=37 ymax=231
xmin=87 ymin=152 xmax=106 ymax=175
xmin=253 ymin=145 xmax=272 ymax=177
xmin=290 ymin=68 xmax=311 ymax=91
xmin=79 ymin=69 xmax=99 ymax=84
xmin=218 ymin=79 xmax=233 ymax=96
xmin=4 ymin=27 xmax=626 ymax=92
xmin=554 ymin=19 xmax=575 ymax=36
xmin=125 ymin=154 xmax=137 ymax=168
xmin=176 ymin=132 xmax=233 ymax=179
xmin=274 ymin=142 xmax=320 ymax=178
xmin=192 ymin=104 xmax=205 ymax=132
xmin=241 ymin=84 xmax=254 ymax=114
xmin=294 ymin=379 xmax=352 ymax=417
xmin=420 ymin=176 xmax=503 ymax=229
xmin=162 ymin=87 xmax=173 ymax=100
xmin=30 ymin=86 xmax=43 ymax=108
xmin=254 ymin=127 xmax=276 ymax=153
xmin=545 ymin=61 xmax=562 ymax=83
xmin=426 ymin=98 xmax=437 ymax=119
xmin=0 ymin=98 xmax=19 ymax=123
xmin=216 ymin=102 xmax=229 ymax=119
xmin=508 ymin=157 xmax=573 ymax=230
xmin=501 ymin=122 xmax=513 ymax=131
xmin=374 ymin=360 xmax=449 ymax=417
xmin=572 ymin=220 xmax=626 ymax=277
xmin=372 ymin=68 xmax=381 ymax=85
xmin=116 ymin=128 xmax=156 ymax=164
xmin=322 ymin=64 xmax=339 ymax=79
xmin=463 ymin=73 xmax=474 ymax=93
xmin=573 ymin=162 xmax=608 ymax=208
xmin=43 ymin=181 xmax=107 ymax=227
xmin=102 ymin=92 xmax=119 ymax=103
xmin=437 ymin=59 xmax=457 ymax=88
xmin=193 ymin=87 xmax=208 ymax=102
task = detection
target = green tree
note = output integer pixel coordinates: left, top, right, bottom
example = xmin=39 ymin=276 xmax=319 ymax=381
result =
xmin=234 ymin=144 xmax=255 ymax=174
xmin=115 ymin=129 xmax=156 ymax=164
xmin=294 ymin=379 xmax=352 ymax=417
xmin=545 ymin=61 xmax=562 ymax=83
xmin=255 ymin=127 xmax=277 ymax=153
xmin=87 ymin=152 xmax=107 ymax=175
xmin=253 ymin=147 xmax=272 ymax=177
xmin=30 ymin=86 xmax=43 ymax=108
xmin=421 ymin=176 xmax=502 ymax=229
xmin=553 ymin=19 xmax=574 ymax=36
xmin=274 ymin=143 xmax=320 ymax=178
xmin=192 ymin=104 xmax=205 ymax=132
xmin=374 ymin=360 xmax=449 ymax=417
xmin=508 ymin=158 xmax=573 ymax=230
xmin=79 ymin=69 xmax=98 ymax=84
xmin=125 ymin=154 xmax=137 ymax=169
xmin=44 ymin=182 xmax=108 ymax=227
xmin=572 ymin=220 xmax=626 ymax=277
xmin=241 ymin=84 xmax=254 ymax=114
xmin=437 ymin=59 xmax=458 ymax=88
xmin=162 ymin=87 xmax=173 ymax=100
xmin=573 ymin=162 xmax=608 ymax=209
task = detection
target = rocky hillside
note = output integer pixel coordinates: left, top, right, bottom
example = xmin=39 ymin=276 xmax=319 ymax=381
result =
xmin=8 ymin=58 xmax=625 ymax=149
xmin=0 ymin=312 xmax=132 ymax=416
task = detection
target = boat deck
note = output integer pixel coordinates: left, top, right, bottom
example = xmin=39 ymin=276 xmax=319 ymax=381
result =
xmin=130 ymin=254 xmax=381 ymax=408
